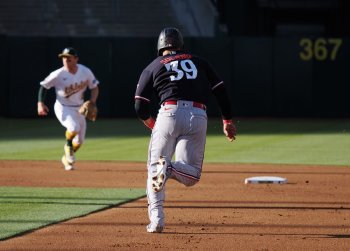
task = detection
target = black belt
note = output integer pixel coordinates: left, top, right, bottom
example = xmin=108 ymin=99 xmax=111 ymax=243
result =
xmin=61 ymin=104 xmax=81 ymax=107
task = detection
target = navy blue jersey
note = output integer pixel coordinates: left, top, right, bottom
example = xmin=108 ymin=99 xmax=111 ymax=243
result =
xmin=135 ymin=51 xmax=224 ymax=105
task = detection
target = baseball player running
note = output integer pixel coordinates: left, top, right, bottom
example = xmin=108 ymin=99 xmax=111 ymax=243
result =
xmin=134 ymin=27 xmax=236 ymax=233
xmin=37 ymin=47 xmax=99 ymax=170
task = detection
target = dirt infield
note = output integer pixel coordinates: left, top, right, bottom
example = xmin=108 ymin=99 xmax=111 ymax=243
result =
xmin=0 ymin=160 xmax=349 ymax=251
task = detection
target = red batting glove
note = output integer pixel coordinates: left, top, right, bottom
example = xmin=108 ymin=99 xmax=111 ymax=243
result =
xmin=143 ymin=117 xmax=156 ymax=130
xmin=223 ymin=119 xmax=236 ymax=142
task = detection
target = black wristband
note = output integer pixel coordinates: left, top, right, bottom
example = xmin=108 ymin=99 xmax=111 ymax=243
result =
xmin=38 ymin=86 xmax=48 ymax=102
xmin=135 ymin=98 xmax=151 ymax=120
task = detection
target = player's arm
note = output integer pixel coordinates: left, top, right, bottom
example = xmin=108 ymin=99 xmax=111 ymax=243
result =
xmin=212 ymin=83 xmax=236 ymax=141
xmin=212 ymin=83 xmax=232 ymax=120
xmin=204 ymin=59 xmax=236 ymax=141
xmin=135 ymin=98 xmax=155 ymax=130
xmin=38 ymin=71 xmax=58 ymax=116
xmin=87 ymin=70 xmax=100 ymax=104
xmin=37 ymin=86 xmax=49 ymax=116
xmin=135 ymin=68 xmax=155 ymax=130
xmin=89 ymin=86 xmax=99 ymax=104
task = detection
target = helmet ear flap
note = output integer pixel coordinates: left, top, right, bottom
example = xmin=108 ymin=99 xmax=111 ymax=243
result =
xmin=157 ymin=27 xmax=184 ymax=56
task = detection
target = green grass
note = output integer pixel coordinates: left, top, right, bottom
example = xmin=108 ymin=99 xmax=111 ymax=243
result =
xmin=0 ymin=117 xmax=350 ymax=166
xmin=0 ymin=186 xmax=145 ymax=240
xmin=0 ymin=117 xmax=349 ymax=240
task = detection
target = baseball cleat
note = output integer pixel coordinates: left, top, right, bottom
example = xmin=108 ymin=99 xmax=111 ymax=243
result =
xmin=151 ymin=156 xmax=169 ymax=192
xmin=61 ymin=155 xmax=75 ymax=171
xmin=146 ymin=223 xmax=164 ymax=233
xmin=64 ymin=144 xmax=76 ymax=164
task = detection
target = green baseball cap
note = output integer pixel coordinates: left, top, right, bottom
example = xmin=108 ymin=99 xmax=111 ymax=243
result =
xmin=58 ymin=47 xmax=78 ymax=58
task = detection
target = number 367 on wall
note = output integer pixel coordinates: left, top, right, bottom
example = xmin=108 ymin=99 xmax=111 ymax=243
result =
xmin=299 ymin=38 xmax=342 ymax=61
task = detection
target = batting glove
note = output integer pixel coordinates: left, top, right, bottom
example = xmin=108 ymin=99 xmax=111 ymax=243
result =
xmin=223 ymin=119 xmax=236 ymax=142
xmin=143 ymin=117 xmax=156 ymax=130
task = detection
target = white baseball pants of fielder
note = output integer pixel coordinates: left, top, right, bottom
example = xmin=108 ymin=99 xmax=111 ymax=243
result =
xmin=54 ymin=101 xmax=87 ymax=145
xmin=147 ymin=100 xmax=207 ymax=228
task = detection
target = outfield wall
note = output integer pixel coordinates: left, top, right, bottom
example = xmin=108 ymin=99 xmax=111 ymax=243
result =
xmin=0 ymin=36 xmax=349 ymax=118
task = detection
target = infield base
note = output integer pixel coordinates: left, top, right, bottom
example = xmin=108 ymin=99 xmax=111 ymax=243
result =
xmin=244 ymin=176 xmax=287 ymax=184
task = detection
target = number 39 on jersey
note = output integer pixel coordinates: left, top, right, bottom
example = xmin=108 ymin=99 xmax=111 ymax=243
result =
xmin=165 ymin=59 xmax=198 ymax=81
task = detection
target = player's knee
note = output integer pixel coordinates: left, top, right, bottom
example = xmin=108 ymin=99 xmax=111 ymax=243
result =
xmin=185 ymin=179 xmax=199 ymax=187
xmin=65 ymin=130 xmax=78 ymax=140
xmin=67 ymin=125 xmax=80 ymax=134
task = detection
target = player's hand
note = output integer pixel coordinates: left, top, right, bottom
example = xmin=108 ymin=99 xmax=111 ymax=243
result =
xmin=37 ymin=102 xmax=49 ymax=116
xmin=223 ymin=119 xmax=236 ymax=142
xmin=143 ymin=117 xmax=156 ymax=130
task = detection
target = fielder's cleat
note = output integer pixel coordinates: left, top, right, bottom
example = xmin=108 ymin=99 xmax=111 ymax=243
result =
xmin=151 ymin=156 xmax=169 ymax=192
xmin=61 ymin=155 xmax=75 ymax=171
xmin=146 ymin=223 xmax=164 ymax=233
xmin=64 ymin=144 xmax=75 ymax=164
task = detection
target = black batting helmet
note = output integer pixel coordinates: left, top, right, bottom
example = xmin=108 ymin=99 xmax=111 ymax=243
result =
xmin=157 ymin=27 xmax=184 ymax=56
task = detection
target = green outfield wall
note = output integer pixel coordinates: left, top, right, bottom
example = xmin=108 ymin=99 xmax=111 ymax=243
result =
xmin=0 ymin=36 xmax=349 ymax=118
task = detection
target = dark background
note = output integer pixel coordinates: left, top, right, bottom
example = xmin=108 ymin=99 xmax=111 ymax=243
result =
xmin=1 ymin=0 xmax=349 ymax=118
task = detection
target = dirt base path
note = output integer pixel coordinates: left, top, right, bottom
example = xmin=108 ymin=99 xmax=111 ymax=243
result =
xmin=0 ymin=160 xmax=349 ymax=250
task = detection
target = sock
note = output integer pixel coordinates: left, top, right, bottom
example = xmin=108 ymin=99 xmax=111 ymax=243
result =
xmin=65 ymin=131 xmax=77 ymax=147
xmin=73 ymin=142 xmax=81 ymax=152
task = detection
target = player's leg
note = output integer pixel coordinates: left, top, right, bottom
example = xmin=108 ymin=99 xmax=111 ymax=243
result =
xmin=148 ymin=109 xmax=178 ymax=190
xmin=146 ymin=108 xmax=177 ymax=233
xmin=146 ymin=172 xmax=166 ymax=233
xmin=64 ymin=130 xmax=77 ymax=163
xmin=73 ymin=142 xmax=81 ymax=152
xmin=63 ymin=113 xmax=86 ymax=170
xmin=170 ymin=108 xmax=207 ymax=186
xmin=54 ymin=103 xmax=81 ymax=169
xmin=72 ymin=113 xmax=87 ymax=153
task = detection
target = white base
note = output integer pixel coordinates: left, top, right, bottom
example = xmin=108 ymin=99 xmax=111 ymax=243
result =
xmin=245 ymin=176 xmax=287 ymax=184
